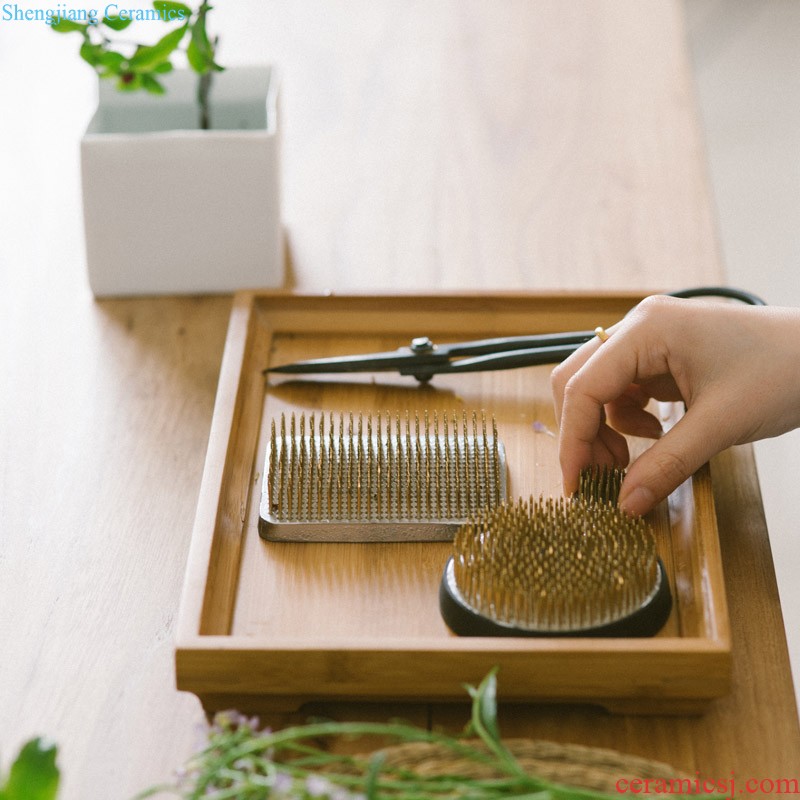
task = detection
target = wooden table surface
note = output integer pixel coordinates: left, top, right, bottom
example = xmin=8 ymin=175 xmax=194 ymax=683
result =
xmin=1 ymin=2 xmax=797 ymax=797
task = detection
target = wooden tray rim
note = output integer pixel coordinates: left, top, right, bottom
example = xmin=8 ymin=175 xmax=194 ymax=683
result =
xmin=175 ymin=290 xmax=732 ymax=706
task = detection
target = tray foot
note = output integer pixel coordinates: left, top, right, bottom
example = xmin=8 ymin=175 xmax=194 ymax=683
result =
xmin=196 ymin=692 xmax=714 ymax=718
xmin=198 ymin=693 xmax=308 ymax=717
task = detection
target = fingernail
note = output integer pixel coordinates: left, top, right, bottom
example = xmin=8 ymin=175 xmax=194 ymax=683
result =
xmin=619 ymin=485 xmax=656 ymax=516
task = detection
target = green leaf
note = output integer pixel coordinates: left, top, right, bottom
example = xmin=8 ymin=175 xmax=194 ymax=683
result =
xmin=187 ymin=37 xmax=224 ymax=74
xmin=364 ymin=752 xmax=385 ymax=800
xmin=79 ymin=40 xmax=104 ymax=67
xmin=128 ymin=24 xmax=187 ymax=71
xmin=141 ymin=74 xmax=166 ymax=95
xmin=152 ymin=61 xmax=174 ymax=74
xmin=466 ymin=669 xmax=526 ymax=779
xmin=98 ymin=50 xmax=125 ymax=71
xmin=185 ymin=36 xmax=206 ymax=72
xmin=1 ymin=738 xmax=60 ymax=800
xmin=50 ymin=17 xmax=87 ymax=33
xmin=101 ymin=14 xmax=132 ymax=31
xmin=191 ymin=3 xmax=212 ymax=52
xmin=468 ymin=668 xmax=501 ymax=744
xmin=187 ymin=5 xmax=223 ymax=74
xmin=154 ymin=1 xmax=191 ymax=20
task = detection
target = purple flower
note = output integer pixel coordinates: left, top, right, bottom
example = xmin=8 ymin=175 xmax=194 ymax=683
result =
xmin=532 ymin=420 xmax=555 ymax=437
xmin=305 ymin=774 xmax=334 ymax=796
xmin=273 ymin=771 xmax=293 ymax=793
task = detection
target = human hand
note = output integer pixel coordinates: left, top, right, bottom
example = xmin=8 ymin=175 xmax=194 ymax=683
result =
xmin=551 ymin=295 xmax=800 ymax=515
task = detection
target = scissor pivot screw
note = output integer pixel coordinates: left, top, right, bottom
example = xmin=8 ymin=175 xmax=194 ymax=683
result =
xmin=411 ymin=336 xmax=435 ymax=353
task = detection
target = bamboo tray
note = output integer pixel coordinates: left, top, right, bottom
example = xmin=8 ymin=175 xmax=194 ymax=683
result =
xmin=175 ymin=291 xmax=731 ymax=715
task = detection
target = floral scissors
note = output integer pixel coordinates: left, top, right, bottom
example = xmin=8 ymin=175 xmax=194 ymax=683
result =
xmin=266 ymin=286 xmax=765 ymax=384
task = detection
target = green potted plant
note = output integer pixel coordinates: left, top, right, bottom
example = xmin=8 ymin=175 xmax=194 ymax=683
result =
xmin=54 ymin=1 xmax=283 ymax=296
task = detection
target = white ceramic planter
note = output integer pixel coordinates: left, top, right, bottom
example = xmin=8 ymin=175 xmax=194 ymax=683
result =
xmin=81 ymin=66 xmax=283 ymax=296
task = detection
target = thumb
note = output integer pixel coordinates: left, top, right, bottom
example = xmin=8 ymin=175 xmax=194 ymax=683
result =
xmin=618 ymin=404 xmax=731 ymax=516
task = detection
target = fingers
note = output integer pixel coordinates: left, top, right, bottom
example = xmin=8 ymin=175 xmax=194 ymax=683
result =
xmin=618 ymin=401 xmax=733 ymax=515
xmin=554 ymin=326 xmax=663 ymax=494
xmin=604 ymin=387 xmax=664 ymax=439
xmin=551 ymin=326 xmax=625 ymax=493
xmin=551 ymin=334 xmax=607 ymax=429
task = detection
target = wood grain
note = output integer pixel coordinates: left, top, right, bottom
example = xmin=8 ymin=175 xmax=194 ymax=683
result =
xmin=267 ymin=0 xmax=722 ymax=293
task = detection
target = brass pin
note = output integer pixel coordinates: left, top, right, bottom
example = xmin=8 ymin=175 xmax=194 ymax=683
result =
xmin=346 ymin=413 xmax=354 ymax=520
xmin=443 ymin=412 xmax=451 ymax=519
xmin=279 ymin=413 xmax=287 ymax=519
xmin=471 ymin=411 xmax=480 ymax=515
xmin=433 ymin=411 xmax=441 ymax=518
xmin=414 ymin=412 xmax=423 ymax=518
xmin=336 ymin=414 xmax=344 ymax=519
xmin=289 ymin=412 xmax=297 ymax=520
xmin=266 ymin=410 xmax=505 ymax=526
xmin=357 ymin=413 xmax=364 ymax=519
xmin=491 ymin=417 xmax=500 ymax=505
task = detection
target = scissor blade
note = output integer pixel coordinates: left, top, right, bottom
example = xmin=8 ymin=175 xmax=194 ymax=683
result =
xmin=267 ymin=347 xmax=445 ymax=375
xmin=444 ymin=331 xmax=595 ymax=357
xmin=399 ymin=343 xmax=583 ymax=379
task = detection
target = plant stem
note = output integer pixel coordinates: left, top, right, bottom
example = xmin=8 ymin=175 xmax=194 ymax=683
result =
xmin=197 ymin=69 xmax=211 ymax=129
